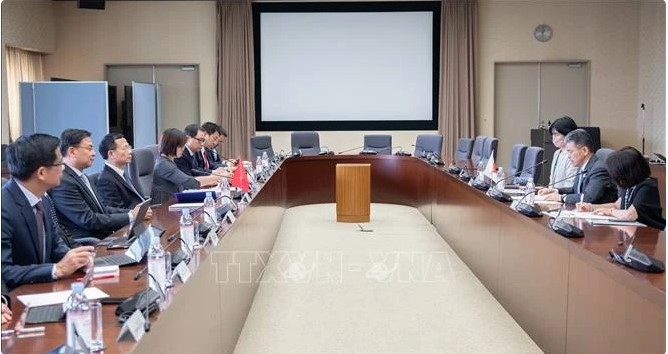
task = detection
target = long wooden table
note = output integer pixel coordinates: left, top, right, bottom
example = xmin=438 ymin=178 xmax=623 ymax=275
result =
xmin=5 ymin=155 xmax=665 ymax=354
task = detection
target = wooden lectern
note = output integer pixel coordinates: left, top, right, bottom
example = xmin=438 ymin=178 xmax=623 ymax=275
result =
xmin=336 ymin=163 xmax=371 ymax=223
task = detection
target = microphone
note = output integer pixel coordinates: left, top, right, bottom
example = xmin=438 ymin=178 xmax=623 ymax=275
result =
xmin=291 ymin=149 xmax=303 ymax=157
xmin=548 ymin=207 xmax=584 ymax=238
xmin=515 ymin=169 xmax=587 ymax=217
xmin=487 ymin=160 xmax=548 ymax=202
xmin=318 ymin=146 xmax=334 ymax=155
xmin=363 ymin=146 xmax=404 ymax=155
xmin=337 ymin=146 xmax=364 ymax=154
xmin=133 ymin=267 xmax=166 ymax=332
xmin=164 ymin=235 xmax=194 ymax=265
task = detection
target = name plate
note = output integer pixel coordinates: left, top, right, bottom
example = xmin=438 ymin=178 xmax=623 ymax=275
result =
xmin=223 ymin=210 xmax=236 ymax=224
xmin=174 ymin=261 xmax=192 ymax=283
xmin=116 ymin=309 xmax=146 ymax=342
xmin=241 ymin=193 xmax=252 ymax=203
xmin=207 ymin=228 xmax=220 ymax=247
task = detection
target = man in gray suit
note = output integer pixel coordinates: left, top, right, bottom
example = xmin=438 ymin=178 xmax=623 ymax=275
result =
xmin=49 ymin=129 xmax=142 ymax=241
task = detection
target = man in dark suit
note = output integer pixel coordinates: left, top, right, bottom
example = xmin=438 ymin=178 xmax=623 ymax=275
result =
xmin=96 ymin=133 xmax=146 ymax=209
xmin=175 ymin=124 xmax=209 ymax=176
xmin=49 ymin=129 xmax=143 ymax=241
xmin=201 ymin=121 xmax=237 ymax=171
xmin=541 ymin=129 xmax=618 ymax=204
xmin=2 ymin=133 xmax=94 ymax=290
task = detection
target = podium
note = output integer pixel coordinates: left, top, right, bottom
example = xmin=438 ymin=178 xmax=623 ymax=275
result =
xmin=336 ymin=163 xmax=370 ymax=223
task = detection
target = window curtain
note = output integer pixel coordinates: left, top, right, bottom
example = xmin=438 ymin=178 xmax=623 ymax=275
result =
xmin=439 ymin=0 xmax=477 ymax=160
xmin=216 ymin=0 xmax=256 ymax=161
xmin=6 ymin=46 xmax=44 ymax=141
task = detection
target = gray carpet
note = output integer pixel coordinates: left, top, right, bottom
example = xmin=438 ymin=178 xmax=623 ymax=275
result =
xmin=234 ymin=203 xmax=542 ymax=354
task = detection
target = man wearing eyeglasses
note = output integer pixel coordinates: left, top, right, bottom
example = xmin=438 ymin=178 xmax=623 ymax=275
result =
xmin=96 ymin=132 xmax=151 ymax=211
xmin=2 ymin=133 xmax=95 ymax=290
xmin=176 ymin=123 xmax=228 ymax=177
xmin=49 ymin=129 xmax=143 ymax=241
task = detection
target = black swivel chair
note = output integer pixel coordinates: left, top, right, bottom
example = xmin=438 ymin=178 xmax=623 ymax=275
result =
xmin=363 ymin=135 xmax=392 ymax=155
xmin=127 ymin=147 xmax=155 ymax=198
xmin=291 ymin=131 xmax=321 ymax=156
xmin=250 ymin=135 xmax=275 ymax=162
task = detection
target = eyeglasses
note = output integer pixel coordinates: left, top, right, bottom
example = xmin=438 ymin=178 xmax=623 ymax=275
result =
xmin=75 ymin=145 xmax=95 ymax=151
xmin=195 ymin=138 xmax=205 ymax=143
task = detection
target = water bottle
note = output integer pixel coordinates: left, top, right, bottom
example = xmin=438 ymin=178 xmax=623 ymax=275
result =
xmin=261 ymin=151 xmax=269 ymax=171
xmin=148 ymin=235 xmax=166 ymax=294
xmin=496 ymin=167 xmax=505 ymax=191
xmin=65 ymin=282 xmax=91 ymax=351
xmin=219 ymin=177 xmax=231 ymax=205
xmin=255 ymin=156 xmax=262 ymax=175
xmin=180 ymin=208 xmax=195 ymax=253
xmin=525 ymin=179 xmax=536 ymax=205
xmin=203 ymin=191 xmax=217 ymax=226
xmin=476 ymin=160 xmax=485 ymax=182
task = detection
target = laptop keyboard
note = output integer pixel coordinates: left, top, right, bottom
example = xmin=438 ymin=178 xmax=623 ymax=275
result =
xmin=95 ymin=253 xmax=136 ymax=267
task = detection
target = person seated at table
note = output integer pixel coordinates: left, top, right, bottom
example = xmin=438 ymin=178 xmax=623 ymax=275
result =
xmin=50 ymin=129 xmax=144 ymax=241
xmin=151 ymin=128 xmax=221 ymax=204
xmin=201 ymin=122 xmax=237 ymax=171
xmin=576 ymin=146 xmax=665 ymax=230
xmin=96 ymin=133 xmax=147 ymax=210
xmin=176 ymin=124 xmax=229 ymax=178
xmin=547 ymin=116 xmax=579 ymax=189
xmin=538 ymin=129 xmax=617 ymax=204
xmin=2 ymin=134 xmax=94 ymax=290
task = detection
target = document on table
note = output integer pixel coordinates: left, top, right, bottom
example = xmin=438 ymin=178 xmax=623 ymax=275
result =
xmin=18 ymin=287 xmax=109 ymax=307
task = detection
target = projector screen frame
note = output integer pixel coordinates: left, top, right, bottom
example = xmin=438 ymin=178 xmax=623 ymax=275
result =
xmin=252 ymin=1 xmax=441 ymax=131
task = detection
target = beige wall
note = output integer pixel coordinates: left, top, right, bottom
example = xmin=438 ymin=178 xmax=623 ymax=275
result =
xmin=42 ymin=1 xmax=217 ymax=130
xmin=478 ymin=0 xmax=664 ymax=151
xmin=2 ymin=0 xmax=664 ymax=154
xmin=1 ymin=0 xmax=56 ymax=142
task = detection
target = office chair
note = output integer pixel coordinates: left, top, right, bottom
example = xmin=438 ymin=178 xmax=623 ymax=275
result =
xmin=363 ymin=134 xmax=392 ymax=155
xmin=455 ymin=138 xmax=474 ymax=163
xmin=471 ymin=136 xmax=487 ymax=167
xmin=128 ymin=147 xmax=155 ymax=198
xmin=508 ymin=144 xmax=528 ymax=177
xmin=481 ymin=137 xmax=498 ymax=166
xmin=413 ymin=134 xmax=444 ymax=158
xmin=250 ymin=135 xmax=275 ymax=161
xmin=291 ymin=131 xmax=321 ymax=156
xmin=518 ymin=146 xmax=544 ymax=184
xmin=595 ymin=148 xmax=615 ymax=165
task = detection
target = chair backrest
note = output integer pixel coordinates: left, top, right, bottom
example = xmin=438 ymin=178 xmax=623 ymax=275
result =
xmin=291 ymin=131 xmax=320 ymax=156
xmin=363 ymin=134 xmax=392 ymax=155
xmin=455 ymin=138 xmax=474 ymax=162
xmin=128 ymin=147 xmax=155 ymax=198
xmin=250 ymin=135 xmax=275 ymax=162
xmin=471 ymin=136 xmax=487 ymax=167
xmin=481 ymin=137 xmax=498 ymax=166
xmin=519 ymin=146 xmax=544 ymax=183
xmin=413 ymin=134 xmax=444 ymax=158
xmin=595 ymin=148 xmax=615 ymax=165
xmin=509 ymin=144 xmax=528 ymax=177
xmin=145 ymin=144 xmax=159 ymax=162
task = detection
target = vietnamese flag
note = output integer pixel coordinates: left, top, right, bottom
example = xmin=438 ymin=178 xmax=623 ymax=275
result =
xmin=230 ymin=157 xmax=250 ymax=192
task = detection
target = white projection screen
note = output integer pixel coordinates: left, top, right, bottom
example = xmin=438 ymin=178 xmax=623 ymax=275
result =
xmin=253 ymin=2 xmax=441 ymax=131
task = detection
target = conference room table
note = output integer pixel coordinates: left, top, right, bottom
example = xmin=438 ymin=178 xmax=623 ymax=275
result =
xmin=4 ymin=155 xmax=665 ymax=354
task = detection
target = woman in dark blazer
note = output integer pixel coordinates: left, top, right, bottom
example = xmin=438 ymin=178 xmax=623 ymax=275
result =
xmin=577 ymin=146 xmax=665 ymax=230
xmin=151 ymin=128 xmax=220 ymax=204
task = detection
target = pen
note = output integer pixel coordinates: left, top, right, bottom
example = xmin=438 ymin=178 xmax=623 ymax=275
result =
xmin=77 ymin=273 xmax=117 ymax=281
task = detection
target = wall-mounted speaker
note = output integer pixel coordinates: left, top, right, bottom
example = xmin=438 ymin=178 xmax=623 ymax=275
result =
xmin=78 ymin=0 xmax=105 ymax=10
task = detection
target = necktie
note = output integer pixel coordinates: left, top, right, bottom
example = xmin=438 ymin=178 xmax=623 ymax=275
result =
xmin=124 ymin=173 xmax=144 ymax=200
xmin=81 ymin=174 xmax=104 ymax=211
xmin=34 ymin=201 xmax=46 ymax=262
xmin=212 ymin=149 xmax=218 ymax=161
xmin=202 ymin=150 xmax=210 ymax=170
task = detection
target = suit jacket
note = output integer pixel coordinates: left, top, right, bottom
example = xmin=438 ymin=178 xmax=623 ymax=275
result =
xmin=1 ymin=179 xmax=69 ymax=290
xmin=175 ymin=147 xmax=209 ymax=176
xmin=96 ymin=164 xmax=144 ymax=209
xmin=49 ymin=165 xmax=130 ymax=240
xmin=557 ymin=154 xmax=618 ymax=204
xmin=204 ymin=147 xmax=225 ymax=168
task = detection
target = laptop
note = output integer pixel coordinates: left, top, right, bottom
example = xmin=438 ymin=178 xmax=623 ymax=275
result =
xmin=94 ymin=224 xmax=153 ymax=267
xmin=98 ymin=199 xmax=163 ymax=249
